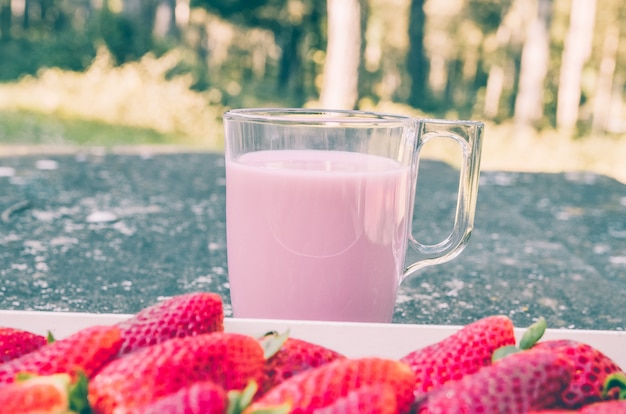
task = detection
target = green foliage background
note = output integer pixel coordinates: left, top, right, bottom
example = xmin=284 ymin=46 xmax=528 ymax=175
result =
xmin=0 ymin=0 xmax=625 ymax=181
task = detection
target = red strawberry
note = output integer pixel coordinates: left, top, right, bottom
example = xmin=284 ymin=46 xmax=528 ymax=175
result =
xmin=0 ymin=327 xmax=48 ymax=363
xmin=400 ymin=315 xmax=516 ymax=397
xmin=418 ymin=349 xmax=574 ymax=413
xmin=88 ymin=332 xmax=265 ymax=414
xmin=0 ymin=373 xmax=79 ymax=414
xmin=532 ymin=339 xmax=625 ymax=408
xmin=244 ymin=357 xmax=417 ymax=414
xmin=137 ymin=380 xmax=228 ymax=414
xmin=260 ymin=332 xmax=345 ymax=393
xmin=0 ymin=325 xmax=122 ymax=384
xmin=580 ymin=400 xmax=626 ymax=413
xmin=313 ymin=383 xmax=399 ymax=414
xmin=116 ymin=292 xmax=224 ymax=355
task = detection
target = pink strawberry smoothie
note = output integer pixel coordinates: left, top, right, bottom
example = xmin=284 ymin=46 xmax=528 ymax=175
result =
xmin=226 ymin=149 xmax=412 ymax=322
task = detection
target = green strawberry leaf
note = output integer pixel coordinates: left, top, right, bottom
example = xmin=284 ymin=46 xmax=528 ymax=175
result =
xmin=15 ymin=372 xmax=37 ymax=382
xmin=227 ymin=381 xmax=259 ymax=414
xmin=227 ymin=381 xmax=291 ymax=414
xmin=12 ymin=373 xmax=87 ymax=413
xmin=69 ymin=371 xmax=92 ymax=414
xmin=603 ymin=372 xmax=626 ymax=400
xmin=492 ymin=345 xmax=520 ymax=362
xmin=259 ymin=330 xmax=290 ymax=360
xmin=519 ymin=317 xmax=547 ymax=350
xmin=47 ymin=331 xmax=56 ymax=343
xmin=248 ymin=404 xmax=291 ymax=414
xmin=493 ymin=317 xmax=547 ymax=362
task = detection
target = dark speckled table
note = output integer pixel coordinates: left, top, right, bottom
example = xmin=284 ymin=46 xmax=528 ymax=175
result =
xmin=1 ymin=151 xmax=625 ymax=330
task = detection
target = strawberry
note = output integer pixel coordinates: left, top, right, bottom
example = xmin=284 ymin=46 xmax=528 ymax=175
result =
xmin=260 ymin=332 xmax=345 ymax=394
xmin=88 ymin=332 xmax=265 ymax=414
xmin=532 ymin=339 xmax=625 ymax=408
xmin=115 ymin=292 xmax=224 ymax=355
xmin=312 ymin=383 xmax=399 ymax=414
xmin=0 ymin=325 xmax=122 ymax=384
xmin=418 ymin=349 xmax=574 ymax=413
xmin=0 ymin=373 xmax=80 ymax=414
xmin=244 ymin=357 xmax=417 ymax=414
xmin=0 ymin=327 xmax=48 ymax=363
xmin=580 ymin=400 xmax=626 ymax=413
xmin=400 ymin=315 xmax=516 ymax=397
xmin=137 ymin=380 xmax=228 ymax=414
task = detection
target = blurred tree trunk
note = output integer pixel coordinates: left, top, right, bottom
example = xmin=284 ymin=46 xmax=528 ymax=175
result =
xmin=320 ymin=0 xmax=362 ymax=109
xmin=556 ymin=0 xmax=597 ymax=132
xmin=445 ymin=58 xmax=463 ymax=110
xmin=277 ymin=24 xmax=303 ymax=99
xmin=481 ymin=0 xmax=521 ymax=120
xmin=153 ymin=0 xmax=178 ymax=39
xmin=514 ymin=0 xmax=552 ymax=130
xmin=40 ymin=0 xmax=51 ymax=22
xmin=22 ymin=0 xmax=29 ymax=29
xmin=166 ymin=0 xmax=177 ymax=35
xmin=483 ymin=25 xmax=511 ymax=119
xmin=406 ymin=0 xmax=428 ymax=109
xmin=122 ymin=0 xmax=157 ymax=55
xmin=591 ymin=23 xmax=620 ymax=134
xmin=174 ymin=0 xmax=189 ymax=28
xmin=0 ymin=0 xmax=11 ymax=41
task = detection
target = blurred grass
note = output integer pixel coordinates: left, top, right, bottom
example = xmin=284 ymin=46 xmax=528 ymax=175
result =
xmin=0 ymin=48 xmax=224 ymax=150
xmin=0 ymin=110 xmax=179 ymax=146
xmin=366 ymin=102 xmax=626 ymax=184
xmin=423 ymin=123 xmax=626 ymax=184
xmin=0 ymin=50 xmax=625 ymax=184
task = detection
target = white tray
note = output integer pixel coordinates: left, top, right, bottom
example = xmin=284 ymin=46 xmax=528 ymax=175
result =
xmin=1 ymin=310 xmax=625 ymax=368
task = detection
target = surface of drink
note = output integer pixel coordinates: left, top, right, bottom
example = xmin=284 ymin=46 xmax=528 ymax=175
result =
xmin=226 ymin=149 xmax=412 ymax=322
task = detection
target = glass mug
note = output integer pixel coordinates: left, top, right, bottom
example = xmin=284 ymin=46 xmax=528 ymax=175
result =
xmin=224 ymin=108 xmax=483 ymax=323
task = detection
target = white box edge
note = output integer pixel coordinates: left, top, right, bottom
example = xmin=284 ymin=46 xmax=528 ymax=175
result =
xmin=1 ymin=310 xmax=624 ymax=368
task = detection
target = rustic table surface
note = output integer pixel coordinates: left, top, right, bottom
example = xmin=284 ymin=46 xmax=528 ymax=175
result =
xmin=1 ymin=150 xmax=625 ymax=330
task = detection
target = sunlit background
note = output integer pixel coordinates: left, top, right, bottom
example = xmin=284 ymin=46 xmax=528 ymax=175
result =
xmin=0 ymin=0 xmax=624 ymax=182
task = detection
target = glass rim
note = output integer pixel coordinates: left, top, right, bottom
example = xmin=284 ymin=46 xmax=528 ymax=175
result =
xmin=223 ymin=108 xmax=414 ymax=125
xmin=223 ymin=108 xmax=484 ymax=128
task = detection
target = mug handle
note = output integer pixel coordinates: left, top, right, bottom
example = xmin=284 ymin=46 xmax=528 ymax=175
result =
xmin=402 ymin=119 xmax=484 ymax=280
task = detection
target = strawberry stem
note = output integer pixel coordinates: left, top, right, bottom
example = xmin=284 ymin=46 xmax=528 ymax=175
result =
xmin=15 ymin=372 xmax=37 ymax=382
xmin=69 ymin=371 xmax=92 ymax=414
xmin=227 ymin=381 xmax=259 ymax=414
xmin=603 ymin=372 xmax=626 ymax=400
xmin=519 ymin=317 xmax=546 ymax=350
xmin=492 ymin=317 xmax=547 ymax=362
xmin=248 ymin=405 xmax=291 ymax=414
xmin=259 ymin=330 xmax=290 ymax=360
xmin=492 ymin=345 xmax=520 ymax=362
